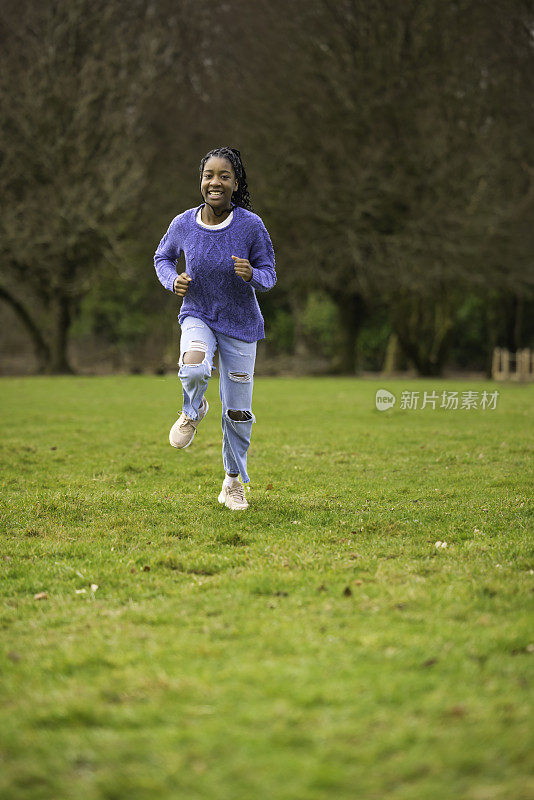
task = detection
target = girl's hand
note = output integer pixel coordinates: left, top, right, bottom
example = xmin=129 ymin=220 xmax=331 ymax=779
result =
xmin=174 ymin=272 xmax=191 ymax=297
xmin=232 ymin=255 xmax=253 ymax=282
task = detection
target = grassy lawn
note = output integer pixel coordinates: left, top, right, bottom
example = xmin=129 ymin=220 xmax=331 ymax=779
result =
xmin=0 ymin=375 xmax=532 ymax=800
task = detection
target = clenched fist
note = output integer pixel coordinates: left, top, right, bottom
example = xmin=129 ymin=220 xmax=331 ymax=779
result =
xmin=232 ymin=255 xmax=253 ymax=282
xmin=173 ymin=272 xmax=191 ymax=297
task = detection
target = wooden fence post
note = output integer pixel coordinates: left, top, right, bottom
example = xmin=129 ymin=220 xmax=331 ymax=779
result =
xmin=492 ymin=347 xmax=533 ymax=381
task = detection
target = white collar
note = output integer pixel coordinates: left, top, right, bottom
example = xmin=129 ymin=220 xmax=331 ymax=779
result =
xmin=196 ymin=207 xmax=234 ymax=230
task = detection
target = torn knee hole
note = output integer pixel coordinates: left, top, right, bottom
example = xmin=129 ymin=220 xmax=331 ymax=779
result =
xmin=228 ymin=371 xmax=251 ymax=383
xmin=182 ymin=345 xmax=206 ymax=365
xmin=227 ymin=410 xmax=253 ymax=422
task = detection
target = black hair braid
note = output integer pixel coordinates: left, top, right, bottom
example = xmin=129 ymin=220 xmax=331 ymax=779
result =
xmin=199 ymin=147 xmax=253 ymax=211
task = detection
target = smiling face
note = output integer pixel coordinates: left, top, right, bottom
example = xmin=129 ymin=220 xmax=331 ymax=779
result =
xmin=200 ymin=156 xmax=238 ymax=210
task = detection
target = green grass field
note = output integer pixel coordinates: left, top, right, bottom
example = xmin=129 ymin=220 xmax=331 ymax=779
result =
xmin=1 ymin=375 xmax=532 ymax=800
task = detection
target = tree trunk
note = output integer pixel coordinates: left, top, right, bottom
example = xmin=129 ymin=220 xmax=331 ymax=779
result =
xmin=484 ymin=293 xmax=503 ymax=377
xmin=47 ymin=294 xmax=74 ymax=374
xmin=392 ymin=294 xmax=455 ymax=376
xmin=382 ymin=332 xmax=405 ymax=375
xmin=290 ymin=294 xmax=310 ymax=360
xmin=0 ymin=285 xmax=50 ymax=372
xmin=329 ymin=291 xmax=366 ymax=373
xmin=512 ymin=294 xmax=524 ymax=350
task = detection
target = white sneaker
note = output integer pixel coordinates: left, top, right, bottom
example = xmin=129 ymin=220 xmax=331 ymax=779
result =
xmin=169 ymin=398 xmax=209 ymax=449
xmin=218 ymin=480 xmax=249 ymax=511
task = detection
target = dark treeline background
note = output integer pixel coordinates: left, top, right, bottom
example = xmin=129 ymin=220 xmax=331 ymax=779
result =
xmin=1 ymin=0 xmax=533 ymax=376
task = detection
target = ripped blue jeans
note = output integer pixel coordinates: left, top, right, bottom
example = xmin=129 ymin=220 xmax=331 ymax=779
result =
xmin=178 ymin=316 xmax=257 ymax=484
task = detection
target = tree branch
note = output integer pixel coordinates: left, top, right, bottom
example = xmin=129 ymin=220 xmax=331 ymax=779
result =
xmin=0 ymin=284 xmax=50 ymax=371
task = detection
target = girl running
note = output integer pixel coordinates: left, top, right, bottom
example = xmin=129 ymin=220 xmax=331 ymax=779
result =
xmin=154 ymin=147 xmax=276 ymax=511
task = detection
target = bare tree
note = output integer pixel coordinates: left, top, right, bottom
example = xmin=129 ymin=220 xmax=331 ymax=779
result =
xmin=221 ymin=0 xmax=534 ymax=373
xmin=0 ymin=0 xmax=210 ymax=372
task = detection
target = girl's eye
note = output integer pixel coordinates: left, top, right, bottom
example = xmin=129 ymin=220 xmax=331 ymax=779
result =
xmin=203 ymin=172 xmax=232 ymax=180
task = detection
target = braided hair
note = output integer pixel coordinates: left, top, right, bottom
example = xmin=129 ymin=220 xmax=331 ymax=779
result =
xmin=199 ymin=147 xmax=253 ymax=211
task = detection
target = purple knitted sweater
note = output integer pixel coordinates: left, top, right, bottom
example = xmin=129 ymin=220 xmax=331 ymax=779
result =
xmin=154 ymin=205 xmax=276 ymax=342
